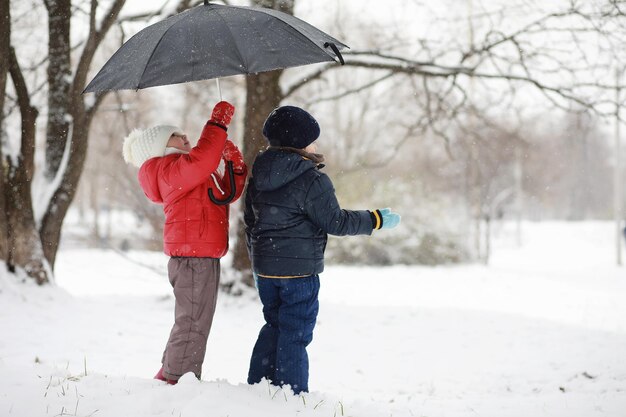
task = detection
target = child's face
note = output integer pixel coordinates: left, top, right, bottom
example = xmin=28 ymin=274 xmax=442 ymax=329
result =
xmin=167 ymin=133 xmax=191 ymax=153
xmin=304 ymin=142 xmax=317 ymax=153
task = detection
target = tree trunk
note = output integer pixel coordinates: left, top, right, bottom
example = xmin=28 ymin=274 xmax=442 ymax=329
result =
xmin=40 ymin=111 xmax=92 ymax=269
xmin=231 ymin=0 xmax=294 ymax=287
xmin=7 ymin=159 xmax=49 ymax=284
xmin=0 ymin=0 xmax=11 ymax=263
xmin=232 ymin=71 xmax=284 ymax=286
xmin=39 ymin=0 xmax=126 ymax=271
xmin=7 ymin=47 xmax=48 ymax=283
xmin=0 ymin=0 xmax=126 ymax=283
xmin=45 ymin=0 xmax=72 ymax=181
xmin=34 ymin=0 xmax=73 ymax=270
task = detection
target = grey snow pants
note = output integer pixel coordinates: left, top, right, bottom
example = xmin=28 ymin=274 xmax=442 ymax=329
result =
xmin=161 ymin=257 xmax=220 ymax=381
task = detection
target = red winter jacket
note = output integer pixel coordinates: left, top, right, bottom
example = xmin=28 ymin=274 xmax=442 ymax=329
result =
xmin=138 ymin=122 xmax=247 ymax=258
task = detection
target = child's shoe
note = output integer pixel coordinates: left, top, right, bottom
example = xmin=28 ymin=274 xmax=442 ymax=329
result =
xmin=154 ymin=367 xmax=178 ymax=385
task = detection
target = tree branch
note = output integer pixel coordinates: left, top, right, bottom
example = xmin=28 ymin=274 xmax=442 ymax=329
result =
xmin=282 ymin=64 xmax=334 ymax=98
xmin=8 ymin=47 xmax=38 ymax=178
xmin=304 ymin=71 xmax=395 ymax=106
xmin=72 ymin=0 xmax=126 ymax=99
xmin=340 ymin=54 xmax=621 ymax=117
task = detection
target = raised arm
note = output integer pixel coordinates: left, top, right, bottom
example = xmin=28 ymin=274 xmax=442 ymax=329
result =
xmin=162 ymin=102 xmax=234 ymax=195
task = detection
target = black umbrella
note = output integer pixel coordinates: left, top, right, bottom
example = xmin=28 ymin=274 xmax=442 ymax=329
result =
xmin=83 ymin=1 xmax=347 ymax=93
xmin=84 ymin=1 xmax=347 ymax=204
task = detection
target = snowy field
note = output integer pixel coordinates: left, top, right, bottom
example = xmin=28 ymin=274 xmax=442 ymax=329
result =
xmin=1 ymin=221 xmax=625 ymax=417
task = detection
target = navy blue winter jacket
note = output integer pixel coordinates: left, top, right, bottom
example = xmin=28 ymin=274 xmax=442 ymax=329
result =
xmin=244 ymin=148 xmax=374 ymax=277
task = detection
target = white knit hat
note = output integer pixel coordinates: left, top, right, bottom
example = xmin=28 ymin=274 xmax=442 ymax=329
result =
xmin=122 ymin=125 xmax=182 ymax=167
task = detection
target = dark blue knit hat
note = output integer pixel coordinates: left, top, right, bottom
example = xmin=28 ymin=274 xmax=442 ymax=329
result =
xmin=262 ymin=106 xmax=320 ymax=149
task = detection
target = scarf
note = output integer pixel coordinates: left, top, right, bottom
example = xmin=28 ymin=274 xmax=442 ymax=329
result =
xmin=269 ymin=146 xmax=325 ymax=166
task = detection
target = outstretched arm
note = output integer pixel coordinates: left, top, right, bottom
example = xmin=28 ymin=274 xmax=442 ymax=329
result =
xmin=304 ymin=174 xmax=374 ymax=236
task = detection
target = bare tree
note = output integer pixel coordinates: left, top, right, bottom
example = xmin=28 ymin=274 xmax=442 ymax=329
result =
xmin=7 ymin=0 xmax=621 ymax=285
xmin=0 ymin=0 xmax=10 ymax=264
xmin=229 ymin=0 xmax=293 ymax=287
xmin=226 ymin=0 xmax=626 ymax=281
xmin=1 ymin=0 xmax=126 ymax=283
xmin=83 ymin=91 xmax=167 ymax=250
xmin=2 ymin=0 xmax=249 ymax=284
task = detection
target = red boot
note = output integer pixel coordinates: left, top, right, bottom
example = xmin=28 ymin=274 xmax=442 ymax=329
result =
xmin=154 ymin=367 xmax=178 ymax=385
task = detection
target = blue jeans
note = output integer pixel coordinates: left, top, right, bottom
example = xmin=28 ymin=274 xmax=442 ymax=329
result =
xmin=247 ymin=275 xmax=320 ymax=394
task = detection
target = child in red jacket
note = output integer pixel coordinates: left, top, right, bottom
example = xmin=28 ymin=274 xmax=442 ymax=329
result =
xmin=122 ymin=101 xmax=247 ymax=384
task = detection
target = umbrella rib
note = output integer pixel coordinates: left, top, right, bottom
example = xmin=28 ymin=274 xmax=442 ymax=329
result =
xmin=238 ymin=12 xmax=283 ymax=68
xmin=253 ymin=8 xmax=345 ymax=63
xmin=136 ymin=17 xmax=185 ymax=89
xmin=226 ymin=5 xmax=303 ymax=67
xmin=213 ymin=8 xmax=249 ymax=73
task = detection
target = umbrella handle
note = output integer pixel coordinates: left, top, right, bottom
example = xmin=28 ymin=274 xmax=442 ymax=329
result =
xmin=324 ymin=42 xmax=345 ymax=65
xmin=208 ymin=160 xmax=236 ymax=205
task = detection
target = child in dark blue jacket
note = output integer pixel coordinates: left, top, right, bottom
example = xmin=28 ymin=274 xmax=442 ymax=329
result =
xmin=244 ymin=106 xmax=400 ymax=394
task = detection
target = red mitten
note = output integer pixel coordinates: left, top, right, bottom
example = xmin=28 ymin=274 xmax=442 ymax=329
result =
xmin=223 ymin=139 xmax=245 ymax=172
xmin=209 ymin=101 xmax=235 ymax=130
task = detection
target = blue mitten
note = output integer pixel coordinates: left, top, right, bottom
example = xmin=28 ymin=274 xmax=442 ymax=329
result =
xmin=371 ymin=208 xmax=401 ymax=230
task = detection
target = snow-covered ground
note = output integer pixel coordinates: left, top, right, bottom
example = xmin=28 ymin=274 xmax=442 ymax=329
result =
xmin=1 ymin=221 xmax=625 ymax=417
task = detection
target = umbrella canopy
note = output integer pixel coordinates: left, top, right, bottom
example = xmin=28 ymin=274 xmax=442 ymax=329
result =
xmin=84 ymin=1 xmax=348 ymax=93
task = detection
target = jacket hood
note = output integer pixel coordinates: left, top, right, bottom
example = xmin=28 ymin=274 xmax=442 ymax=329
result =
xmin=252 ymin=148 xmax=317 ymax=192
xmin=138 ymin=157 xmax=164 ymax=203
